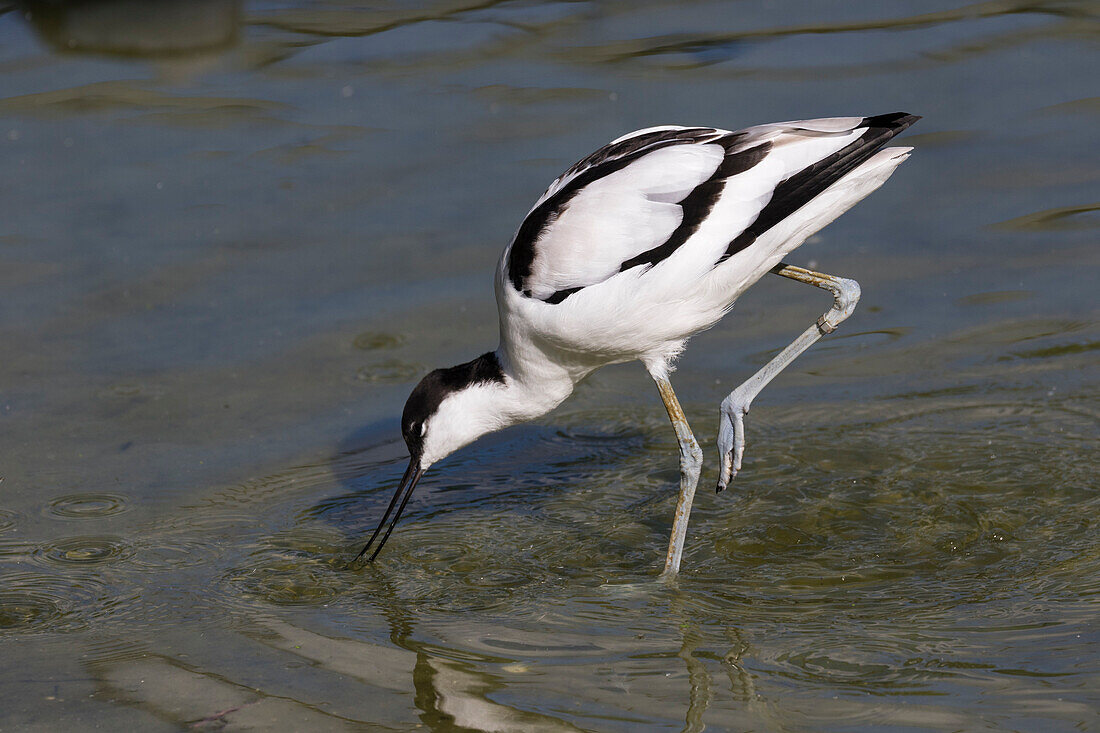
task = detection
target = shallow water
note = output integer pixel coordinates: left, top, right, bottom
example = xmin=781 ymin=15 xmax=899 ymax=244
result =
xmin=1 ymin=0 xmax=1098 ymax=730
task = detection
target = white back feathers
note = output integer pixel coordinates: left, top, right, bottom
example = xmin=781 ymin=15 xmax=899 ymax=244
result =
xmin=503 ymin=115 xmax=917 ymax=309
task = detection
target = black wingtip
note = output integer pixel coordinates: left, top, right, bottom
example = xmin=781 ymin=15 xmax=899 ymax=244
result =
xmin=862 ymin=112 xmax=921 ymax=133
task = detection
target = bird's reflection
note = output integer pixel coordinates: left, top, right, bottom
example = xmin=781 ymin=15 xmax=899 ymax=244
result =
xmin=722 ymin=627 xmax=757 ymax=703
xmin=678 ymin=622 xmax=714 ymax=733
xmin=20 ymin=0 xmax=240 ymax=57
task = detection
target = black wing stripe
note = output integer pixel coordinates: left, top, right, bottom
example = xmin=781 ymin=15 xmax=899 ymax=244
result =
xmin=619 ymin=137 xmax=770 ymax=274
xmin=508 ymin=128 xmax=718 ymax=295
xmin=544 ymin=285 xmax=583 ymax=304
xmin=558 ymin=127 xmax=718 ymax=186
xmin=718 ymin=113 xmax=919 ymax=263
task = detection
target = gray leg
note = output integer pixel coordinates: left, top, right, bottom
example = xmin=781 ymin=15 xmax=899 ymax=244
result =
xmin=653 ymin=375 xmax=704 ymax=578
xmin=716 ymin=263 xmax=861 ymax=492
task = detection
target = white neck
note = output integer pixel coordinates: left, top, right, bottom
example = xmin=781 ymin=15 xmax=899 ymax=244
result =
xmin=491 ymin=341 xmax=584 ymax=426
xmin=418 ymin=342 xmax=587 ymax=467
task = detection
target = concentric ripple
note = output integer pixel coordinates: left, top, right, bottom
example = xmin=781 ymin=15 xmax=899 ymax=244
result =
xmin=352 ymin=331 xmax=406 ymax=350
xmin=0 ymin=509 xmax=18 ymax=533
xmin=47 ymin=493 xmax=129 ymax=519
xmin=0 ymin=592 xmax=66 ymax=633
xmin=354 ymin=360 xmax=423 ymax=384
xmin=35 ymin=535 xmax=134 ymax=566
xmin=0 ymin=571 xmax=116 ymax=635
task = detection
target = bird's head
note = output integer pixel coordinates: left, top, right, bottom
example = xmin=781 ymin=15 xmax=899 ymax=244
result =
xmin=357 ymin=351 xmax=507 ymax=562
xmin=400 ymin=351 xmax=511 ymax=467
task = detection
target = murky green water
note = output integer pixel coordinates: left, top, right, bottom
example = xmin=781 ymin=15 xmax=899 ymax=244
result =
xmin=1 ymin=1 xmax=1098 ymax=730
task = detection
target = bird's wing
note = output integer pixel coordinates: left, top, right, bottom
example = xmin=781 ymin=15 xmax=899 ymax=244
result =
xmin=505 ymin=114 xmax=918 ymax=303
xmin=715 ymin=113 xmax=919 ymax=263
xmin=505 ymin=126 xmax=730 ymax=302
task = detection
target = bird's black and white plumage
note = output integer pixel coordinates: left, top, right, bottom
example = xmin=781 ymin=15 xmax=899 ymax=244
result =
xmin=515 ymin=115 xmax=917 ymax=297
xmin=498 ymin=113 xmax=917 ymax=368
xmin=359 ymin=113 xmax=919 ymax=572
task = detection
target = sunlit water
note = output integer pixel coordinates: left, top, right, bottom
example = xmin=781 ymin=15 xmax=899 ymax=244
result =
xmin=1 ymin=1 xmax=1097 ymax=730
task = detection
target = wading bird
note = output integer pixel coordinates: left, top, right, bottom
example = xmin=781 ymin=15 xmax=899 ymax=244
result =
xmin=358 ymin=113 xmax=918 ymax=576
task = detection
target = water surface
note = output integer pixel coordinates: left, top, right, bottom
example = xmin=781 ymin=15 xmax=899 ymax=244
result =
xmin=1 ymin=0 xmax=1097 ymax=730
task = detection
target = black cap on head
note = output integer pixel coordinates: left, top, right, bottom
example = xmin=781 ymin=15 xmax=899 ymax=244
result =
xmin=400 ymin=351 xmax=505 ymax=457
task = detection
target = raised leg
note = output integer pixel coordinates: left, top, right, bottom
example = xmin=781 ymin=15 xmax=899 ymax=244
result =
xmin=716 ymin=263 xmax=861 ymax=492
xmin=653 ymin=375 xmax=704 ymax=578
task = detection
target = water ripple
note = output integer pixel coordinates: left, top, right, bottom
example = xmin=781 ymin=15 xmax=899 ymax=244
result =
xmin=47 ymin=493 xmax=129 ymax=519
xmin=0 ymin=509 xmax=19 ymax=533
xmin=35 ymin=535 xmax=134 ymax=567
xmin=0 ymin=571 xmax=120 ymax=635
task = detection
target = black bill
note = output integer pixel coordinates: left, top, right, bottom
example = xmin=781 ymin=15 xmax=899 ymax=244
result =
xmin=355 ymin=457 xmax=426 ymax=563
